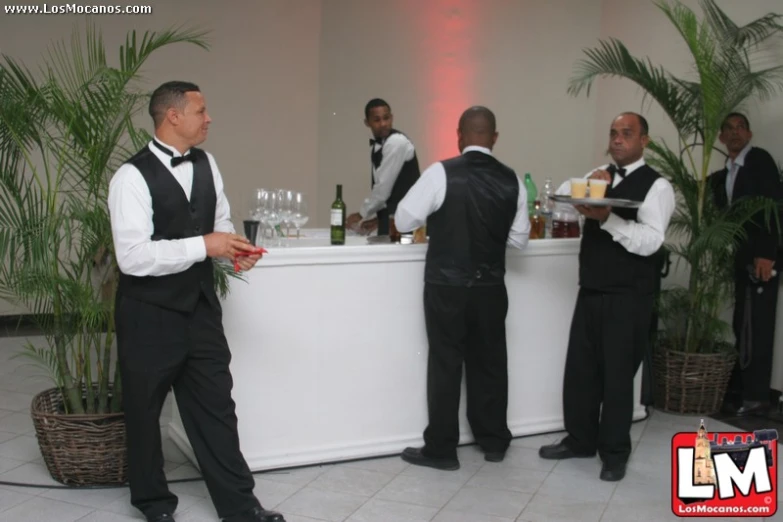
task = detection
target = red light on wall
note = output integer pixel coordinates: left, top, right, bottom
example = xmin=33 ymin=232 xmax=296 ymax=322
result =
xmin=415 ymin=0 xmax=479 ymax=164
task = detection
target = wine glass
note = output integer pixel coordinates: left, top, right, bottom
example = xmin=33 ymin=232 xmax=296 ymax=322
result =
xmin=247 ymin=188 xmax=265 ymax=220
xmin=261 ymin=190 xmax=282 ymax=247
xmin=277 ymin=189 xmax=294 ymax=246
xmin=289 ymin=192 xmax=309 ymax=239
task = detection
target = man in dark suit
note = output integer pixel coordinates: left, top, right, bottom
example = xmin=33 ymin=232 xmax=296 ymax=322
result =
xmin=710 ymin=112 xmax=782 ymax=417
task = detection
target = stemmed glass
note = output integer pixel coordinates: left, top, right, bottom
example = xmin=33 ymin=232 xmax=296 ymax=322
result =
xmin=261 ymin=190 xmax=282 ymax=247
xmin=289 ymin=192 xmax=309 ymax=239
xmin=277 ymin=189 xmax=294 ymax=247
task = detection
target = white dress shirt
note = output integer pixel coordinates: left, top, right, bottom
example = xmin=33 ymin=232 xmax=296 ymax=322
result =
xmin=725 ymin=141 xmax=752 ymax=203
xmin=554 ymin=157 xmax=675 ymax=257
xmin=108 ymin=139 xmax=234 ymax=277
xmin=394 ymin=145 xmax=530 ymax=250
xmin=360 ymin=132 xmax=416 ymax=219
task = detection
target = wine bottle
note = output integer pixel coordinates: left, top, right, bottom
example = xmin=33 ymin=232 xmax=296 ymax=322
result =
xmin=330 ymin=184 xmax=346 ymax=245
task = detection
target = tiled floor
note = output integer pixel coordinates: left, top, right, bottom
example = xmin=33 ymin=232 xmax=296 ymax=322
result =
xmin=0 ymin=335 xmax=779 ymax=521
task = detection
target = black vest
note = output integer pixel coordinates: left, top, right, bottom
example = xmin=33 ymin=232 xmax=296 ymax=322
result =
xmin=425 ymin=151 xmax=519 ymax=287
xmin=117 ymin=145 xmax=218 ymax=313
xmin=579 ymin=164 xmax=661 ymax=294
xmin=371 ymin=129 xmax=420 ymax=235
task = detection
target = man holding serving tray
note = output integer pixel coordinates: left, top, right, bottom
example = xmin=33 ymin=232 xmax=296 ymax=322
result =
xmin=538 ymin=112 xmax=676 ymax=482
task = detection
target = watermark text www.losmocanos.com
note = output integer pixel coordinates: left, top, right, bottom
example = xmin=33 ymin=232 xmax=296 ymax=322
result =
xmin=4 ymin=4 xmax=152 ymax=15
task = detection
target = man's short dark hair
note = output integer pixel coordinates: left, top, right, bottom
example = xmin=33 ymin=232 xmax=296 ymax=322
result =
xmin=721 ymin=112 xmax=750 ymax=132
xmin=620 ymin=112 xmax=649 ymax=136
xmin=458 ymin=106 xmax=497 ymax=135
xmin=364 ymin=98 xmax=390 ymax=119
xmin=149 ymin=81 xmax=201 ymax=128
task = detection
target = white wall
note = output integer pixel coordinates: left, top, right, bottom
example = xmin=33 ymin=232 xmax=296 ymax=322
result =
xmin=0 ymin=0 xmax=781 ymax=315
xmin=592 ymin=0 xmax=783 ymax=173
xmin=316 ymin=0 xmax=605 ymax=218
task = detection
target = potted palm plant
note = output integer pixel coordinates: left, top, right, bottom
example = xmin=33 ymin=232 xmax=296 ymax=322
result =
xmin=566 ymin=0 xmax=783 ymax=414
xmin=0 ymin=21 xmax=237 ymax=485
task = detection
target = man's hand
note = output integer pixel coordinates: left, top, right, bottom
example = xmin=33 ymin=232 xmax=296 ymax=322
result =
xmin=575 ymin=204 xmax=612 ymax=222
xmin=235 ymin=254 xmax=262 ymax=272
xmin=346 ymin=213 xmax=363 ymax=230
xmin=754 ymin=257 xmax=776 ymax=282
xmin=204 ymin=232 xmax=256 ymax=259
xmin=589 ymin=169 xmax=612 ymax=182
xmin=360 ymin=217 xmax=378 ymax=235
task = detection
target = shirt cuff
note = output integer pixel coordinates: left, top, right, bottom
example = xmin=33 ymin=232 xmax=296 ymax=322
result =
xmin=184 ymin=236 xmax=208 ymax=262
xmin=599 ymin=212 xmax=626 ymax=238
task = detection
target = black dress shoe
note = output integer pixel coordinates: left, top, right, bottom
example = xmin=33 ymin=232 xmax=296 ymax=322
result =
xmin=538 ymin=441 xmax=595 ymax=460
xmin=148 ymin=515 xmax=175 ymax=522
xmin=223 ymin=506 xmax=286 ymax=522
xmin=401 ymin=447 xmax=460 ymax=470
xmin=600 ymin=462 xmax=626 ymax=482
xmin=482 ymin=449 xmax=506 ymax=463
xmin=735 ymin=401 xmax=769 ymax=417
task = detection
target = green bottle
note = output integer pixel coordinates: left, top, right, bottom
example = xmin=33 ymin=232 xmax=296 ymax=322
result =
xmin=524 ymin=173 xmax=538 ymax=215
xmin=330 ymin=184 xmax=346 ymax=245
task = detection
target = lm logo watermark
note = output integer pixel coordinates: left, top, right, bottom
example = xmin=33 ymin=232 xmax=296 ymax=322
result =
xmin=671 ymin=420 xmax=778 ymax=517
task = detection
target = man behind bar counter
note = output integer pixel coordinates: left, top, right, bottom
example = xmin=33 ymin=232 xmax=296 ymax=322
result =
xmin=393 ymin=106 xmax=530 ymax=469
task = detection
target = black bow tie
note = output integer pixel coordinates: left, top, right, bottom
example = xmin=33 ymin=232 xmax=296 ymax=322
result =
xmin=370 ymin=138 xmax=384 ymax=147
xmin=608 ymin=164 xmax=627 ymax=179
xmin=152 ymin=139 xmax=196 ymax=167
xmin=170 ymin=155 xmax=195 ymax=167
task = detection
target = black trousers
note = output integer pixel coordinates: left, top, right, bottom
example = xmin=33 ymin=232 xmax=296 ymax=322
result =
xmin=116 ymin=292 xmax=259 ymax=520
xmin=422 ymin=282 xmax=512 ymax=459
xmin=562 ymin=289 xmax=653 ymax=466
xmin=727 ymin=275 xmax=780 ymax=402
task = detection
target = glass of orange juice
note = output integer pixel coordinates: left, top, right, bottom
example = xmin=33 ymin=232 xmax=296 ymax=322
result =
xmin=588 ymin=179 xmax=608 ymax=199
xmin=571 ymin=178 xmax=587 ymax=198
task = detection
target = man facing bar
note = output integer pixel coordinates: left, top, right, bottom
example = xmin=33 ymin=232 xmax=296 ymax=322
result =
xmin=394 ymin=106 xmax=530 ymax=469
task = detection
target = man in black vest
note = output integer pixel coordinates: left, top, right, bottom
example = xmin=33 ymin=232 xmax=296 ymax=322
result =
xmin=539 ymin=113 xmax=675 ymax=482
xmin=393 ymin=106 xmax=529 ymax=470
xmin=108 ymin=81 xmax=285 ymax=522
xmin=709 ymin=113 xmax=782 ymax=417
xmin=345 ymin=98 xmax=420 ymax=236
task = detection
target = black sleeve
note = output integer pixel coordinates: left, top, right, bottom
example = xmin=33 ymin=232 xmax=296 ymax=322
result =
xmin=747 ymin=148 xmax=782 ymax=260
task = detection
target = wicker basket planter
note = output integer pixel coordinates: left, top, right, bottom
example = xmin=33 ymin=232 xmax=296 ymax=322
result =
xmin=652 ymin=346 xmax=737 ymax=415
xmin=31 ymin=387 xmax=127 ymax=486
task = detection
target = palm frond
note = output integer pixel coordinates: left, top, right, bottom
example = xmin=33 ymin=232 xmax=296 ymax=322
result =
xmin=568 ymin=0 xmax=783 ymax=352
xmin=701 ymin=0 xmax=783 ymax=50
xmin=568 ymin=38 xmax=699 ymax=135
xmin=0 ymin=23 xmax=211 ymax=412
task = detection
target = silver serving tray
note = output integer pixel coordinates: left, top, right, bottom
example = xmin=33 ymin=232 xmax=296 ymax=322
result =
xmin=550 ymin=194 xmax=642 ymax=209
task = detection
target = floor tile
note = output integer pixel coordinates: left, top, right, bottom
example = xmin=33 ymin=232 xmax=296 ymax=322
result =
xmin=274 ymin=487 xmax=368 ymax=522
xmin=0 ymin=496 xmax=93 ymax=522
xmin=0 ymin=334 xmax=775 ymax=522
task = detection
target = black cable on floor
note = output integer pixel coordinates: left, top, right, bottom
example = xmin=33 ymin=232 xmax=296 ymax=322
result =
xmin=0 ymin=407 xmax=652 ymax=490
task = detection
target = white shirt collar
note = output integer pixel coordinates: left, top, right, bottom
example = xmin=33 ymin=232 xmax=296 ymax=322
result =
xmin=594 ymin=157 xmax=645 ymax=177
xmin=727 ymin=142 xmax=752 ymax=170
xmin=149 ymin=137 xmax=190 ymax=158
xmin=613 ymin=156 xmax=646 ymax=176
xmin=462 ymin=145 xmax=493 ymax=156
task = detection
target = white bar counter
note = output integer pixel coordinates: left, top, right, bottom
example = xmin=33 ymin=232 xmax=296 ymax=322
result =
xmin=168 ymin=229 xmax=646 ymax=471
